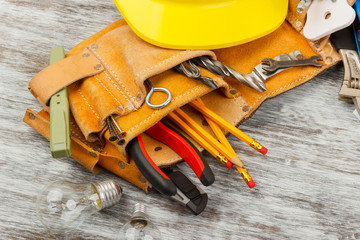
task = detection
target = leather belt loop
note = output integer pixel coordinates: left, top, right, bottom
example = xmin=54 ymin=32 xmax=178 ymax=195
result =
xmin=28 ymin=48 xmax=105 ymax=110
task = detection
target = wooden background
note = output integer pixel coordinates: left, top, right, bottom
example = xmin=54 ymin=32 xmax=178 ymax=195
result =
xmin=1 ymin=1 xmax=359 ymax=239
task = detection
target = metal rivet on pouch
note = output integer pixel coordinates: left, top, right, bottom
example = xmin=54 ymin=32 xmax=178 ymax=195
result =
xmin=139 ymin=176 xmax=147 ymax=183
xmin=117 ymin=139 xmax=125 ymax=145
xmin=202 ymin=120 xmax=209 ymax=126
xmin=117 ymin=106 xmax=124 ymax=111
xmin=93 ymin=145 xmax=101 ymax=152
xmin=118 ymin=161 xmax=125 ymax=169
xmin=94 ymin=64 xmax=102 ymax=70
xmin=91 ymin=45 xmax=98 ymax=50
xmin=29 ymin=113 xmax=35 ymax=120
xmin=127 ymin=106 xmax=134 ymax=111
xmin=242 ymin=105 xmax=250 ymax=112
xmin=136 ymin=94 xmax=142 ymax=101
xmin=325 ymin=57 xmax=333 ymax=64
xmin=230 ymin=89 xmax=237 ymax=95
xmin=295 ymin=21 xmax=302 ymax=28
xmin=90 ymin=152 xmax=98 ymax=158
xmin=314 ymin=42 xmax=320 ymax=49
xmin=83 ymin=53 xmax=90 ymax=58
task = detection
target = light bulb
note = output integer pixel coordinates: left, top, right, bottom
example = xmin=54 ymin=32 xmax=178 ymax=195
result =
xmin=116 ymin=203 xmax=162 ymax=240
xmin=36 ymin=179 xmax=122 ymax=234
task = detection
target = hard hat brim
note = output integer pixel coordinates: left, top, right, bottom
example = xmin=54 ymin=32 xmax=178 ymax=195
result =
xmin=113 ymin=0 xmax=288 ymax=50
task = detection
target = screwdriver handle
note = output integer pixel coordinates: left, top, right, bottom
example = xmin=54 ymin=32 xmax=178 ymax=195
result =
xmin=49 ymin=47 xmax=71 ymax=158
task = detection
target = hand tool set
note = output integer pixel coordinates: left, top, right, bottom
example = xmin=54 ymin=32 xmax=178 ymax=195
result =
xmin=23 ymin=2 xmax=360 ymax=234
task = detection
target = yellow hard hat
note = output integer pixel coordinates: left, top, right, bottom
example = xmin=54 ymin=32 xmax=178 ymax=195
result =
xmin=113 ymin=0 xmax=289 ymax=50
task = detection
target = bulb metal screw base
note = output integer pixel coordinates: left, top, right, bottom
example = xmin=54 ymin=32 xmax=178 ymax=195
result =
xmin=132 ymin=203 xmax=148 ymax=220
xmin=93 ymin=180 xmax=122 ymax=209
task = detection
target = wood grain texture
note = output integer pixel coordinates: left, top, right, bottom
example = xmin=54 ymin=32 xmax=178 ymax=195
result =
xmin=1 ymin=1 xmax=360 ymax=239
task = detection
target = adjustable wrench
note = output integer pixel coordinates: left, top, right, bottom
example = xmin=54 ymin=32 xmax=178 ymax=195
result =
xmin=261 ymin=55 xmax=323 ymax=72
xmin=330 ymin=23 xmax=360 ymax=115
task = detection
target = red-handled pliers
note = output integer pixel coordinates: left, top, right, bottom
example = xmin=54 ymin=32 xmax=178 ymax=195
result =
xmin=127 ymin=119 xmax=215 ymax=197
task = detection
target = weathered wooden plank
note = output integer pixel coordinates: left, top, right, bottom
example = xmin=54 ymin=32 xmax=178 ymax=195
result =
xmin=1 ymin=1 xmax=359 ymax=239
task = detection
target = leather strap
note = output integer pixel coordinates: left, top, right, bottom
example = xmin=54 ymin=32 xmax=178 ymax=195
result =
xmin=28 ymin=48 xmax=105 ymax=110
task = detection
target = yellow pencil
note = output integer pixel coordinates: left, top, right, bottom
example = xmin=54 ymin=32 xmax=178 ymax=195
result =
xmin=173 ymin=108 xmax=244 ymax=167
xmin=196 ymin=99 xmax=255 ymax=188
xmin=167 ymin=112 xmax=232 ymax=167
xmin=189 ymin=100 xmax=268 ymax=155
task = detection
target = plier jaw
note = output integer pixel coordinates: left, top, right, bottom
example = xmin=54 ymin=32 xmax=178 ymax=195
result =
xmin=163 ymin=168 xmax=208 ymax=215
xmin=126 ymin=119 xmax=215 ymax=214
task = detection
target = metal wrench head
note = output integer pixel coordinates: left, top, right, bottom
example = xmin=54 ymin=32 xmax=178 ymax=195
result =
xmin=261 ymin=55 xmax=323 ymax=72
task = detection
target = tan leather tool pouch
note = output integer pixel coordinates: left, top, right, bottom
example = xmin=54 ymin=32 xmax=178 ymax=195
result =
xmin=24 ymin=0 xmax=345 ymax=192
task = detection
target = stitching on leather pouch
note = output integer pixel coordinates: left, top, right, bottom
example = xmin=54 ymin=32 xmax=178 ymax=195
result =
xmin=89 ymin=47 xmax=137 ymax=106
xmin=252 ymin=69 xmax=319 ymax=107
xmin=103 ymin=71 xmax=132 ymax=107
xmin=136 ymin=51 xmax=190 ymax=79
xmin=76 ymin=84 xmax=101 ymax=120
xmin=94 ymin=74 xmax=122 ymax=106
xmin=127 ymin=85 xmax=206 ymax=133
xmin=69 ymin=122 xmax=94 ymax=148
xmin=70 ymin=120 xmax=85 ymax=136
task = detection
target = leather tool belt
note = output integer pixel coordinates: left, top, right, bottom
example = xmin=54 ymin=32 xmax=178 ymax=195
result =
xmin=23 ymin=0 xmax=349 ymax=192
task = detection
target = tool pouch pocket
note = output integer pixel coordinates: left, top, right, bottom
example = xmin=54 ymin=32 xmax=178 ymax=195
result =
xmin=28 ymin=24 xmax=229 ymax=142
xmin=25 ymin=21 xmax=233 ymax=191
xmin=24 ymin=0 xmax=346 ymax=191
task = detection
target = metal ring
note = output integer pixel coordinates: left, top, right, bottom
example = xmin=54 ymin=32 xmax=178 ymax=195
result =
xmin=145 ymin=86 xmax=172 ymax=109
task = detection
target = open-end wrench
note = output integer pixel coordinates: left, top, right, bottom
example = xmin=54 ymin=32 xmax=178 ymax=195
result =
xmin=261 ymin=55 xmax=323 ymax=72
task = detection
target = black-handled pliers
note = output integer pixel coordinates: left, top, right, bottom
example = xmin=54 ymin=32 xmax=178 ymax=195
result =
xmin=127 ymin=119 xmax=215 ymax=214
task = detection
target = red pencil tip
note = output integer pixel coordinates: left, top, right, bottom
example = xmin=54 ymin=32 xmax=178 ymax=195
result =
xmin=226 ymin=161 xmax=233 ymax=169
xmin=260 ymin=146 xmax=268 ymax=155
xmin=247 ymin=180 xmax=256 ymax=188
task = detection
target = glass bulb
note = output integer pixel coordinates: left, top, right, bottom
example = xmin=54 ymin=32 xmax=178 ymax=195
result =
xmin=116 ymin=203 xmax=162 ymax=240
xmin=36 ymin=179 xmax=122 ymax=234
